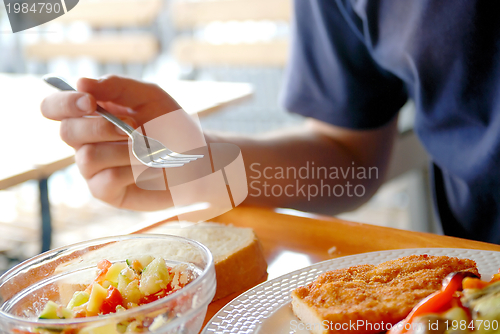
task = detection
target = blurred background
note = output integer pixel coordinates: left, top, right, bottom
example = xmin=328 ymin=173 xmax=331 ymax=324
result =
xmin=0 ymin=0 xmax=436 ymax=274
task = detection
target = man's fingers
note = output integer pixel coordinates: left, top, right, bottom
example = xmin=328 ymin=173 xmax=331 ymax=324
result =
xmin=75 ymin=142 xmax=131 ymax=180
xmin=77 ymin=76 xmax=181 ymax=112
xmin=60 ymin=116 xmax=135 ymax=148
xmin=98 ymin=101 xmax=132 ymax=115
xmin=86 ymin=166 xmax=136 ymax=206
xmin=41 ymin=91 xmax=96 ymax=120
xmin=120 ymin=185 xmax=173 ymax=212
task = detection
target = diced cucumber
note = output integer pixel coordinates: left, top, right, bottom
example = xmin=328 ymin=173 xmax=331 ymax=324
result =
xmin=38 ymin=301 xmax=73 ymax=332
xmin=39 ymin=301 xmax=59 ymax=319
xmin=139 ymin=258 xmax=171 ymax=296
xmin=136 ymin=256 xmax=154 ymax=269
xmin=117 ymin=272 xmax=132 ymax=296
xmin=105 ymin=262 xmax=127 ymax=285
xmin=79 ymin=323 xmax=120 ymax=334
xmin=126 ymin=256 xmax=154 ymax=274
xmin=149 ymin=315 xmax=168 ymax=331
xmin=116 ymin=323 xmax=128 ymax=333
xmin=67 ymin=291 xmax=90 ymax=309
xmin=121 ymin=266 xmax=136 ymax=280
xmin=122 ymin=280 xmax=141 ymax=305
xmin=87 ymin=283 xmax=108 ymax=314
xmin=59 ymin=306 xmax=73 ymax=319
xmin=101 ymin=280 xmax=112 ymax=289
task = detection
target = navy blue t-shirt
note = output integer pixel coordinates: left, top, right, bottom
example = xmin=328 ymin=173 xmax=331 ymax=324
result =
xmin=282 ymin=0 xmax=500 ymax=243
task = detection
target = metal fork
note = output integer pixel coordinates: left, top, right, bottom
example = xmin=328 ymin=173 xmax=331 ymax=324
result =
xmin=43 ymin=75 xmax=203 ymax=168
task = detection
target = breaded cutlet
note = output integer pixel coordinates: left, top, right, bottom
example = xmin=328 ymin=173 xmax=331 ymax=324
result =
xmin=291 ymin=255 xmax=479 ymax=334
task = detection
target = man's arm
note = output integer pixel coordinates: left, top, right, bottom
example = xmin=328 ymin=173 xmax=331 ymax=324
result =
xmin=41 ymin=76 xmax=397 ymax=214
xmin=211 ymin=117 xmax=398 ymax=214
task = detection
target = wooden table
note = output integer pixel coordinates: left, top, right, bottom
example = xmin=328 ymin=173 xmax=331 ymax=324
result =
xmin=0 ymin=73 xmax=252 ymax=251
xmin=189 ymin=206 xmax=500 ymax=327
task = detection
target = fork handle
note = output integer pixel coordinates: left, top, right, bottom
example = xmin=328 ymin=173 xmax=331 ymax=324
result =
xmin=95 ymin=105 xmax=135 ymax=136
xmin=43 ymin=75 xmax=135 ymax=137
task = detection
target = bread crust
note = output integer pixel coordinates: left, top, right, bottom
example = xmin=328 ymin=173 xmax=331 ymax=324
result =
xmin=291 ymin=255 xmax=479 ymax=334
xmin=213 ymin=234 xmax=267 ymax=300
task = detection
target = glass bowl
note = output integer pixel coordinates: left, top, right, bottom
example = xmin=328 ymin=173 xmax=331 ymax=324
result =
xmin=0 ymin=234 xmax=216 ymax=334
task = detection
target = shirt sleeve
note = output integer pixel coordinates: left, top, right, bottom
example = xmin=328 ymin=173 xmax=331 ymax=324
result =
xmin=280 ymin=0 xmax=408 ymax=129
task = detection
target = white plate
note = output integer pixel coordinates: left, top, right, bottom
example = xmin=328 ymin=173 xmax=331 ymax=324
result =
xmin=201 ymin=248 xmax=500 ymax=334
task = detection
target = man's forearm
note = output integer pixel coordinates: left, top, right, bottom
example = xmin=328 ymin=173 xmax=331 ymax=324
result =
xmin=206 ymin=118 xmax=397 ymax=215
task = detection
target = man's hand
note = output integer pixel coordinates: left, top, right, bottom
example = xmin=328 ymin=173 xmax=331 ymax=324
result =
xmin=41 ymin=75 xmax=181 ymax=211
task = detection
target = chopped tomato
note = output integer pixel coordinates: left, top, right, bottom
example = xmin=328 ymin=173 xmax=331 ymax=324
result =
xmin=95 ymin=259 xmax=112 ymax=284
xmin=100 ymin=286 xmax=124 ymax=315
xmin=139 ymin=286 xmax=174 ymax=305
xmin=97 ymin=259 xmax=112 ymax=270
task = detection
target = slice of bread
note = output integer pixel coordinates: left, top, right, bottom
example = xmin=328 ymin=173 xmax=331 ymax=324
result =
xmin=147 ymin=221 xmax=268 ymax=300
xmin=291 ymin=255 xmax=478 ymax=334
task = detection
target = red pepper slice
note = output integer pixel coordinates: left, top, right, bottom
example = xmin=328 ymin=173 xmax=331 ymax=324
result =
xmin=388 ymin=272 xmax=474 ymax=334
